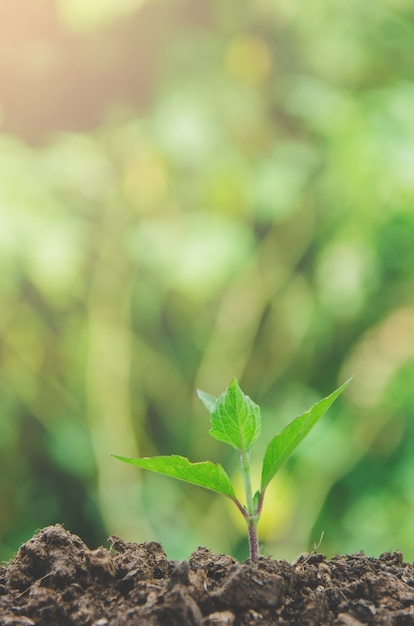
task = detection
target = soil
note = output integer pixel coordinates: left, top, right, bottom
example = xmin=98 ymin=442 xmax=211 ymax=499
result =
xmin=1 ymin=526 xmax=414 ymax=626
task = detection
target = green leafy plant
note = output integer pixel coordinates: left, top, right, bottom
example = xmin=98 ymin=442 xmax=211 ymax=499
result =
xmin=113 ymin=378 xmax=351 ymax=560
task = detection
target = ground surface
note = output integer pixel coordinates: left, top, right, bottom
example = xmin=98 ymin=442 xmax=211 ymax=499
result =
xmin=1 ymin=526 xmax=414 ymax=625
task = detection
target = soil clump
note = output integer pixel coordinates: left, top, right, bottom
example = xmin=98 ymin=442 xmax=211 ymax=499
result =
xmin=1 ymin=525 xmax=414 ymax=625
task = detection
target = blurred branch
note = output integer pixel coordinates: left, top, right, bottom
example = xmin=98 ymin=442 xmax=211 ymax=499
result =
xmin=85 ymin=201 xmax=144 ymax=537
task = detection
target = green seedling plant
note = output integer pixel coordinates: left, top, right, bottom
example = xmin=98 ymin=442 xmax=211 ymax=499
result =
xmin=113 ymin=377 xmax=351 ymax=560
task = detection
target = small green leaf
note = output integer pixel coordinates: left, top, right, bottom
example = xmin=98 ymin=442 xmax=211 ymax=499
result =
xmin=260 ymin=378 xmax=352 ymax=490
xmin=197 ymin=389 xmax=217 ymax=413
xmin=112 ymin=454 xmax=236 ymax=499
xmin=210 ymin=378 xmax=261 ymax=451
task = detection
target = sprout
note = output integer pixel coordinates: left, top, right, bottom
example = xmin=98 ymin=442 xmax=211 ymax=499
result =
xmin=113 ymin=377 xmax=351 ymax=560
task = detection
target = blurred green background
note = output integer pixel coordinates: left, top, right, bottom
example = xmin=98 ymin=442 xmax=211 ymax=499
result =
xmin=1 ymin=0 xmax=414 ymax=563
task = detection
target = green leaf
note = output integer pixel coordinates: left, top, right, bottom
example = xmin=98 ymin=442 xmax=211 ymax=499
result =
xmin=196 ymin=389 xmax=217 ymax=413
xmin=112 ymin=454 xmax=236 ymax=499
xmin=209 ymin=378 xmax=261 ymax=451
xmin=260 ymin=378 xmax=352 ymax=490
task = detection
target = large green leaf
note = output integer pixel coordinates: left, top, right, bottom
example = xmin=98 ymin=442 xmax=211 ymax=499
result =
xmin=260 ymin=378 xmax=351 ymax=490
xmin=209 ymin=378 xmax=261 ymax=451
xmin=112 ymin=454 xmax=236 ymax=499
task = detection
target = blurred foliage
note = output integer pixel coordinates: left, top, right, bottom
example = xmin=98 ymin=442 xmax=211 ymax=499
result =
xmin=1 ymin=0 xmax=414 ymax=562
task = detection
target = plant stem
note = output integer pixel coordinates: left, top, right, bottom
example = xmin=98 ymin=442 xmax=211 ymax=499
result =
xmin=248 ymin=520 xmax=259 ymax=561
xmin=239 ymin=447 xmax=260 ymax=560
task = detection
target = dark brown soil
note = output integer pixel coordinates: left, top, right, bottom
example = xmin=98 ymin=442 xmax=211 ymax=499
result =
xmin=1 ymin=526 xmax=414 ymax=625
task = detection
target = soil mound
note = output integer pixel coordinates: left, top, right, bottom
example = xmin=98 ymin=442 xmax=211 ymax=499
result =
xmin=1 ymin=525 xmax=414 ymax=625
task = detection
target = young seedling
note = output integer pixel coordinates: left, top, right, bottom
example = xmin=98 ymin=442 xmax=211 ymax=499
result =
xmin=113 ymin=377 xmax=351 ymax=560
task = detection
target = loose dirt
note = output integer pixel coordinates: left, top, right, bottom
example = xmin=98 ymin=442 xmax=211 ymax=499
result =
xmin=1 ymin=525 xmax=414 ymax=625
